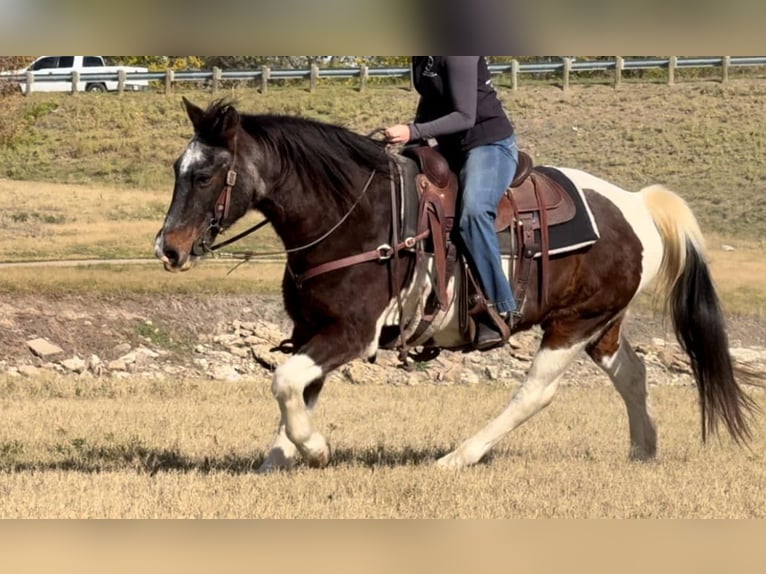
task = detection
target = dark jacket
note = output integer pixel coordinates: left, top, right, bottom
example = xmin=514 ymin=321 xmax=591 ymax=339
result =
xmin=409 ymin=56 xmax=514 ymax=168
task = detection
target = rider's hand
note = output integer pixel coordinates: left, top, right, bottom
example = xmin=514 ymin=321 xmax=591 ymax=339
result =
xmin=384 ymin=124 xmax=411 ymax=144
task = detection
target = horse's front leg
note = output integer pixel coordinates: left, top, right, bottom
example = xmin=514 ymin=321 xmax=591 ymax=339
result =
xmin=258 ymin=375 xmax=326 ymax=473
xmin=262 ymin=323 xmax=369 ymax=470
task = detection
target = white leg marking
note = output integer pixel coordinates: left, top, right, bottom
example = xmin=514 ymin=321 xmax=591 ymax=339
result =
xmin=271 ymin=354 xmax=330 ymax=467
xmin=438 ymin=344 xmax=585 ymax=469
xmin=257 ymin=415 xmax=299 ymax=473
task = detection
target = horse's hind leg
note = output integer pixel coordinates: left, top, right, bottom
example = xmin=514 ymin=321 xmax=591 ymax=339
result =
xmin=438 ymin=338 xmax=586 ymax=469
xmin=586 ymin=320 xmax=657 ymax=460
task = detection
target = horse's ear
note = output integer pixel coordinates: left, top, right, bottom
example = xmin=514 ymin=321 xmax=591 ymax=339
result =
xmin=182 ymin=97 xmax=205 ymax=131
xmin=216 ymin=105 xmax=240 ymax=146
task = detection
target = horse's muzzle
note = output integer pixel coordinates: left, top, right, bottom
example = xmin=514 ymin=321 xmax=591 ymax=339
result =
xmin=155 ymin=227 xmax=197 ymax=272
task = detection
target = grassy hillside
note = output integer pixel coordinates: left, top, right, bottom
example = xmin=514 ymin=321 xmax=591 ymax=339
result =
xmin=1 ymin=80 xmax=765 ymax=239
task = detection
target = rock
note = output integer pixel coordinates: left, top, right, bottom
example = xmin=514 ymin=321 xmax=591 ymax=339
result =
xmin=112 ymin=343 xmax=132 ymax=356
xmin=730 ymin=347 xmax=766 ymax=364
xmin=6 ymin=367 xmax=20 ymax=377
xmin=459 ymin=370 xmax=481 ymax=386
xmin=119 ymin=352 xmax=137 ymax=365
xmin=210 ymin=365 xmax=241 ymax=382
xmin=721 ymin=244 xmax=735 ymax=252
xmin=87 ymin=355 xmax=104 ymax=376
xmin=251 ymin=345 xmax=280 ymax=370
xmin=193 ymin=358 xmax=209 ymax=369
xmin=194 ymin=344 xmax=206 ymax=354
xmin=27 ymin=338 xmax=64 ymax=358
xmin=484 ymin=365 xmax=500 ymax=381
xmin=61 ymin=356 xmax=87 ymax=374
xmin=227 ymin=346 xmax=251 ymax=358
xmin=136 ymin=346 xmax=160 ymax=359
xmin=107 ymin=359 xmax=127 ymax=372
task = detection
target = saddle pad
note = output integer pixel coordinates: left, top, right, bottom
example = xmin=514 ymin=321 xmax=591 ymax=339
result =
xmin=498 ymin=166 xmax=600 ymax=257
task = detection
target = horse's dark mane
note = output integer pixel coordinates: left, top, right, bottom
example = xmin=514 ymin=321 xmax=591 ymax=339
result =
xmin=197 ymin=100 xmax=392 ymax=209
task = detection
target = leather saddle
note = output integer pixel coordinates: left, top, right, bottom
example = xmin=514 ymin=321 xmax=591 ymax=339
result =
xmin=400 ymin=145 xmax=577 ymax=345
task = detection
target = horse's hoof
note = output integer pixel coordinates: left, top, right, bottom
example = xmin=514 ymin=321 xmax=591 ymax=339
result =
xmin=436 ymin=451 xmax=466 ymax=470
xmin=302 ymin=434 xmax=332 ymax=468
xmin=257 ymin=449 xmax=297 ymax=474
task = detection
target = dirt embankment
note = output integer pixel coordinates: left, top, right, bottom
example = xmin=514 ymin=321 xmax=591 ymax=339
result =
xmin=2 ymin=293 xmax=764 ymax=389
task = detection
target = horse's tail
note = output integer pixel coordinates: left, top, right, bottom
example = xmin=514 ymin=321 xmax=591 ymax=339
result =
xmin=641 ymin=184 xmax=757 ymax=444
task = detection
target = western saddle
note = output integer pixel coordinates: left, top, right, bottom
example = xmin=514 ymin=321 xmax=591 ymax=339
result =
xmin=401 ymin=145 xmax=576 ymax=347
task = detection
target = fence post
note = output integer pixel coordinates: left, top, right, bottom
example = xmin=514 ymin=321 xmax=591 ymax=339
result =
xmin=118 ymin=69 xmax=126 ymax=95
xmin=408 ymin=64 xmax=414 ymax=91
xmin=165 ymin=69 xmax=174 ymax=95
xmin=260 ymin=65 xmax=270 ymax=95
xmin=562 ymin=57 xmax=572 ymax=91
xmin=668 ymin=56 xmax=677 ymax=85
xmin=359 ymin=65 xmax=368 ymax=92
xmin=212 ymin=67 xmax=221 ymax=93
xmin=511 ymin=59 xmax=519 ymax=91
xmin=722 ymin=56 xmax=730 ymax=83
xmin=24 ymin=70 xmax=34 ymax=95
xmin=310 ymin=64 xmax=319 ymax=93
xmin=614 ymin=56 xmax=623 ymax=89
xmin=71 ymin=70 xmax=79 ymax=95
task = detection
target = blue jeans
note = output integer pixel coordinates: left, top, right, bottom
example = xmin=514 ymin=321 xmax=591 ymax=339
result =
xmin=458 ymin=134 xmax=518 ymax=314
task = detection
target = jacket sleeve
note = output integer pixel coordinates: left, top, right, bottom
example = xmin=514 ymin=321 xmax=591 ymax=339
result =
xmin=409 ymin=56 xmax=479 ymax=141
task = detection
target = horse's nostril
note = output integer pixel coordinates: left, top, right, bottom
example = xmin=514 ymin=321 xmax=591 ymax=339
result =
xmin=163 ymin=246 xmax=180 ymax=265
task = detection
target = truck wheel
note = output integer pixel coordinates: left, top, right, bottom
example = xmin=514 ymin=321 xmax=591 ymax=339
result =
xmin=86 ymin=83 xmax=107 ymax=93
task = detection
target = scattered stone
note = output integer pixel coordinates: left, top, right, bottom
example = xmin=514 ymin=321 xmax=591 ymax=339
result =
xmin=459 ymin=370 xmax=481 ymax=386
xmin=228 ymin=346 xmax=251 ymax=358
xmin=107 ymin=359 xmax=127 ymax=372
xmin=113 ymin=343 xmax=132 ymax=356
xmin=120 ymin=352 xmax=137 ymax=365
xmin=251 ymin=345 xmax=280 ymax=370
xmin=61 ymin=356 xmax=87 ymax=374
xmin=87 ymin=355 xmax=104 ymax=376
xmin=721 ymin=244 xmax=735 ymax=252
xmin=136 ymin=347 xmax=160 ymax=360
xmin=210 ymin=365 xmax=241 ymax=382
xmin=484 ymin=365 xmax=500 ymax=381
xmin=27 ymin=338 xmax=64 ymax=358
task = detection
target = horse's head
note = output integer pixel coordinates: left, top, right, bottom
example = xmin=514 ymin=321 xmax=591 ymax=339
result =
xmin=155 ymin=98 xmax=256 ymax=272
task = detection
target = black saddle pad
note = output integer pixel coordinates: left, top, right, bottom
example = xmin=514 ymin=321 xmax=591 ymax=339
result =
xmin=498 ymin=166 xmax=600 ymax=257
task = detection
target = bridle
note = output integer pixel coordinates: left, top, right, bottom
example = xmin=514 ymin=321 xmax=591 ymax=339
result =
xmin=191 ymin=129 xmax=428 ymax=284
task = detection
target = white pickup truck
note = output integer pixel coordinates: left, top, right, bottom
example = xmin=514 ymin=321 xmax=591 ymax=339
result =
xmin=3 ymin=56 xmax=149 ymax=93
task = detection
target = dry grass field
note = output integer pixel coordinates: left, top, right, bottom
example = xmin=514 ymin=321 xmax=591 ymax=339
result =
xmin=1 ymin=78 xmax=765 ymax=518
xmin=0 ymin=373 xmax=764 ymax=518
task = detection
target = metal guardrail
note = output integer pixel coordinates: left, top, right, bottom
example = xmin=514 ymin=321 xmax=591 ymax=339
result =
xmin=3 ymin=57 xmax=765 ymax=92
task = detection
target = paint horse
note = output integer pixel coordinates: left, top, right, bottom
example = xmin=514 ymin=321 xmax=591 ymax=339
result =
xmin=155 ymin=98 xmax=756 ymax=471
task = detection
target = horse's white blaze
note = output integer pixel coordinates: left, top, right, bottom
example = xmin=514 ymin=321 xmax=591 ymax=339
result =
xmin=556 ymin=167 xmax=664 ymax=295
xmin=179 ymin=140 xmax=205 ymax=175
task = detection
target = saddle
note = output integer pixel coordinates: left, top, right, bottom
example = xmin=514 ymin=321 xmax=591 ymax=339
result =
xmin=401 ymin=145 xmax=576 ymax=344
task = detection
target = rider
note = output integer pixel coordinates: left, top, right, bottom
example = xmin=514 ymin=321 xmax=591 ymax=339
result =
xmin=385 ymin=56 xmax=519 ymax=350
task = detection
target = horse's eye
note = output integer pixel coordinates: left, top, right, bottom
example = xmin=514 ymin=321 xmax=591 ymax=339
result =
xmin=195 ymin=174 xmax=212 ymax=187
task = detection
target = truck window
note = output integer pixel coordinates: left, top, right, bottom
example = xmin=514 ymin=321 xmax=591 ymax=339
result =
xmin=31 ymin=57 xmax=58 ymax=71
xmin=84 ymin=57 xmax=103 ymax=67
xmin=58 ymin=57 xmax=75 ymax=68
